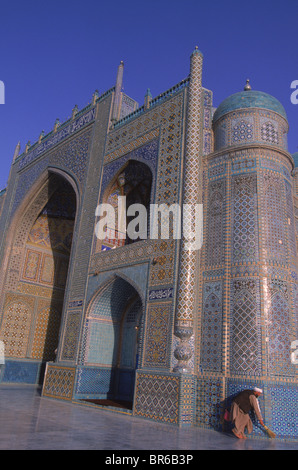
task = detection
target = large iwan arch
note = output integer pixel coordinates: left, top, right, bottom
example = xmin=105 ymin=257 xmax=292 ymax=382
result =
xmin=0 ymin=171 xmax=78 ymax=384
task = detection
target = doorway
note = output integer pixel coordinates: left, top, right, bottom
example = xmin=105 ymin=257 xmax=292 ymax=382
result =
xmin=83 ymin=276 xmax=143 ymax=407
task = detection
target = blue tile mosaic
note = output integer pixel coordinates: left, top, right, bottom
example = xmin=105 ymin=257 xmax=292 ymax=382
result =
xmin=0 ymin=51 xmax=296 ymax=442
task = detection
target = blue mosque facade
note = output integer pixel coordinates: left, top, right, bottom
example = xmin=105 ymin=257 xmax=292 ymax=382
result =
xmin=0 ymin=48 xmax=297 ymax=440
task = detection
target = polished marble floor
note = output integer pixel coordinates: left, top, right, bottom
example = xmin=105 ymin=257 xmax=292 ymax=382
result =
xmin=0 ymin=384 xmax=297 ymax=451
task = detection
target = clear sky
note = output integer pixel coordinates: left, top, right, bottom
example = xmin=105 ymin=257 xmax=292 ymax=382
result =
xmin=0 ymin=0 xmax=297 ymax=190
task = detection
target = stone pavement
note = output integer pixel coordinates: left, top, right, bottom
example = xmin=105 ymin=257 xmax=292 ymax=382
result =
xmin=0 ymin=384 xmax=296 ymax=451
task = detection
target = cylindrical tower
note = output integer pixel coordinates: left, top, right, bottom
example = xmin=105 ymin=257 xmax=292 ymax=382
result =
xmin=197 ymin=82 xmax=298 ymax=439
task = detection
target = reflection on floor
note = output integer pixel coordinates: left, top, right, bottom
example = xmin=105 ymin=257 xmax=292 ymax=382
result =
xmin=0 ymin=384 xmax=297 ymax=450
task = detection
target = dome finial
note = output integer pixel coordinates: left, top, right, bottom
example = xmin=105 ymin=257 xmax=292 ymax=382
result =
xmin=244 ymin=79 xmax=251 ymax=91
xmin=191 ymin=45 xmax=203 ymax=57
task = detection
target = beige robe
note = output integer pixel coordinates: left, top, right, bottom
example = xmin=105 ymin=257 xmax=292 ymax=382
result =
xmin=230 ymin=394 xmax=263 ymax=435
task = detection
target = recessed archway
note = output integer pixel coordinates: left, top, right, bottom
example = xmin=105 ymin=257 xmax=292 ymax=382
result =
xmin=81 ymin=275 xmax=144 ymax=407
xmin=0 ymin=171 xmax=77 ymax=384
xmin=96 ymin=160 xmax=152 ymax=252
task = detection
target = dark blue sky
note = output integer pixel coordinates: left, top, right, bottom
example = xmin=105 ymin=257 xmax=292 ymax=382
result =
xmin=0 ymin=0 xmax=297 ymax=190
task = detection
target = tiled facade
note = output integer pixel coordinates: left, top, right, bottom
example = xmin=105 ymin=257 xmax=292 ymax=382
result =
xmin=0 ymin=50 xmax=297 ymax=440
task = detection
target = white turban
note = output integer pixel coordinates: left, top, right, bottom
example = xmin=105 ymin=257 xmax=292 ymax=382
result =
xmin=254 ymin=387 xmax=263 ymax=394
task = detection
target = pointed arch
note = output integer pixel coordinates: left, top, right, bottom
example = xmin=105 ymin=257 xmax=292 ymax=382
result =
xmin=81 ymin=274 xmax=144 ymax=403
xmin=96 ymin=159 xmax=153 ymax=252
xmin=0 ymin=170 xmax=78 ymax=378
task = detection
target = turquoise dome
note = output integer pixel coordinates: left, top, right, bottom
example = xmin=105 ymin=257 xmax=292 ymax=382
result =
xmin=292 ymin=152 xmax=298 ymax=168
xmin=213 ymin=90 xmax=287 ymax=122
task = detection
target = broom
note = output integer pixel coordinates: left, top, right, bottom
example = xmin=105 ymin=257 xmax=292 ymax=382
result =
xmin=262 ymin=424 xmax=276 ymax=438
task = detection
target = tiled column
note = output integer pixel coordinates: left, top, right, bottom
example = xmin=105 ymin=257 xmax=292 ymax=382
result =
xmin=174 ymin=47 xmax=204 ymax=373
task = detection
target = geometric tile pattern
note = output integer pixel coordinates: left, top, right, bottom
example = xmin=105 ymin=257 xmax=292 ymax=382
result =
xmin=232 ymin=118 xmax=253 ymax=143
xmin=267 ymin=290 xmax=294 ymax=376
xmin=203 ymin=90 xmax=213 ymax=156
xmin=134 ymin=372 xmax=179 ymax=424
xmin=206 ymin=180 xmax=225 ymax=266
xmin=100 ymin=138 xmax=157 ymax=197
xmin=232 ymin=173 xmax=258 ymax=262
xmin=230 ymin=280 xmax=262 ymax=376
xmin=269 ymin=383 xmax=298 ymax=438
xmin=12 ymin=127 xmax=91 ymax=216
xmin=0 ymin=191 xmax=6 ymax=219
xmin=285 ymin=180 xmax=297 ymax=261
xmin=59 ymin=95 xmax=113 ymax=360
xmin=1 ymin=297 xmax=33 ymax=358
xmin=22 ymin=250 xmax=41 ymax=281
xmin=226 ymin=380 xmax=298 ymax=439
xmin=214 ymin=110 xmax=287 ymax=152
xmin=81 ymin=277 xmax=139 ymax=367
xmin=199 ymin=91 xmax=297 ymax=440
xmin=179 ymin=375 xmax=196 ymax=425
xmin=75 ymin=366 xmax=114 ymax=397
xmin=176 ymin=47 xmax=203 ymax=325
xmin=226 ymin=379 xmax=266 ymax=438
xmin=60 ymin=311 xmax=81 ymax=361
xmin=174 ymin=48 xmax=204 ymax=374
xmin=2 ymin=360 xmax=40 ymax=384
xmin=143 ymin=303 xmax=172 ymax=368
xmin=200 ymin=282 xmax=222 ymax=372
xmin=0 ymin=179 xmax=74 ymax=362
xmin=214 ymin=121 xmax=227 ymax=150
xmin=74 ymin=276 xmax=143 ymax=402
xmin=104 ymin=128 xmax=160 ymax=165
xmin=261 ymin=121 xmax=279 ymax=145
xmin=91 ymin=92 xmax=185 ymax=290
xmin=196 ymin=377 xmax=223 ymax=430
xmin=87 ymin=320 xmax=120 ymax=366
xmin=96 ymin=159 xmax=153 ymax=252
xmin=262 ymin=172 xmax=286 ymax=262
xmin=1 ymin=179 xmax=59 ymax=297
xmin=0 ymin=51 xmax=296 ymax=442
xmin=18 ymin=107 xmax=95 ymax=172
xmin=42 ymin=364 xmax=76 ymax=401
xmin=31 ymin=304 xmax=61 ymax=361
xmin=27 ymin=214 xmax=74 ymax=254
